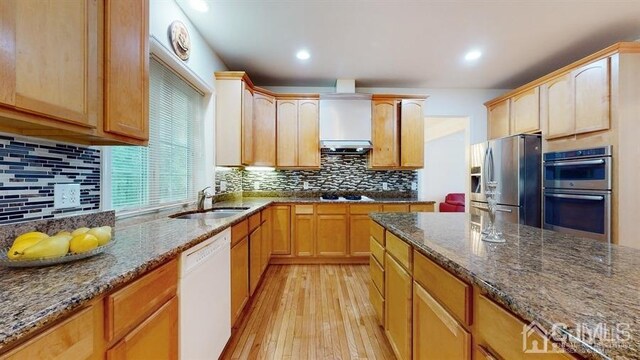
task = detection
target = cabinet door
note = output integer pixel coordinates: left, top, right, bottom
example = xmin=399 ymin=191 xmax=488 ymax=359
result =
xmin=488 ymin=99 xmax=510 ymax=140
xmin=316 ymin=214 xmax=348 ymax=256
xmin=400 ymin=99 xmax=425 ymax=168
xmin=0 ymin=1 xmax=15 ymax=106
xmin=12 ymin=0 xmax=97 ymax=128
xmin=573 ymin=58 xmax=610 ymax=134
xmin=261 ymin=209 xmax=272 ymax=272
xmin=294 ymin=214 xmax=315 ymax=257
xmin=241 ymin=85 xmax=254 ymax=165
xmin=413 ymin=282 xmax=471 ymax=359
xmin=371 ymin=100 xmax=399 ymax=167
xmin=544 ymin=73 xmax=574 ymax=139
xmin=230 ymin=237 xmax=249 ymax=326
xmin=107 ymin=296 xmax=178 ymax=360
xmin=298 ymin=100 xmax=320 ymax=167
xmin=276 ymin=100 xmax=298 ymax=167
xmin=385 ymin=253 xmax=412 ymax=360
xmin=104 ymin=0 xmax=149 ymax=141
xmin=349 ymin=214 xmax=373 ymax=257
xmin=249 ymin=228 xmax=262 ymax=296
xmin=252 ymin=92 xmax=276 ymax=166
xmin=271 ymin=205 xmax=291 ymax=255
xmin=511 ymin=87 xmax=540 ymax=134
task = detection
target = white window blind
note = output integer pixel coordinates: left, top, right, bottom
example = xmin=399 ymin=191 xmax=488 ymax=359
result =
xmin=110 ymin=57 xmax=203 ymax=212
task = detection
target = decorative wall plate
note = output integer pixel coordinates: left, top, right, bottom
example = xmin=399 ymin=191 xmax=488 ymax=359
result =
xmin=169 ymin=20 xmax=191 ymax=61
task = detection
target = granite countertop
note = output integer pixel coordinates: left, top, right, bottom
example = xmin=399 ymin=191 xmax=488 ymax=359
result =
xmin=370 ymin=212 xmax=640 ymax=360
xmin=0 ymin=196 xmax=433 ymax=351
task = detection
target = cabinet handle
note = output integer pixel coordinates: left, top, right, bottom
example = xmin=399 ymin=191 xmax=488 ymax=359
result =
xmin=476 ymin=345 xmax=499 ymax=360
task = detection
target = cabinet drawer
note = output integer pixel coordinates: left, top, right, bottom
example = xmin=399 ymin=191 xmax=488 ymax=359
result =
xmin=261 ymin=207 xmax=271 ymax=223
xmin=414 ymin=250 xmax=471 ymax=325
xmin=3 ymin=306 xmax=96 ymax=360
xmin=350 ymin=204 xmax=381 ymax=214
xmin=316 ymin=204 xmax=347 ymax=214
xmin=370 ymin=236 xmax=385 ymax=266
xmin=248 ymin=213 xmax=261 ymax=232
xmin=106 ymin=259 xmax=177 ymax=343
xmin=386 ymin=231 xmax=411 ymax=272
xmin=477 ymin=295 xmax=574 ymax=360
xmin=231 ymin=219 xmax=249 ymax=247
xmin=383 ymin=204 xmax=409 ymax=212
xmin=369 ymin=282 xmax=384 ymax=326
xmin=370 ymin=254 xmax=384 ymax=294
xmin=295 ymin=204 xmax=314 ymax=215
xmin=409 ymin=204 xmax=434 ymax=212
xmin=370 ymin=220 xmax=385 ymax=246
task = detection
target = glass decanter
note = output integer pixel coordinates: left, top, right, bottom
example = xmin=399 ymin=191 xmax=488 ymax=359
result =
xmin=482 ymin=180 xmax=505 ymax=243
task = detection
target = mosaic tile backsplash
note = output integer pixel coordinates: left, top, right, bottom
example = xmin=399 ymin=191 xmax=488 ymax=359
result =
xmin=0 ymin=133 xmax=100 ymax=225
xmin=215 ymin=153 xmax=417 ymax=194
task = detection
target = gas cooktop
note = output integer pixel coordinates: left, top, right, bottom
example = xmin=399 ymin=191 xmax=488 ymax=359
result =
xmin=320 ymin=194 xmax=374 ymax=201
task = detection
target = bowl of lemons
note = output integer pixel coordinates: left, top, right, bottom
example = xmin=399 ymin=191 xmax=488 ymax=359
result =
xmin=1 ymin=226 xmax=114 ymax=267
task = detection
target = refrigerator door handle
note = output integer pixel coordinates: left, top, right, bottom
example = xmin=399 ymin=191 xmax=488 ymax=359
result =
xmin=495 ymin=208 xmax=513 ymax=213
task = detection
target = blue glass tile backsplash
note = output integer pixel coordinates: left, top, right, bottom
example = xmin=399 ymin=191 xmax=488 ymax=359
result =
xmin=0 ymin=133 xmax=100 ymax=225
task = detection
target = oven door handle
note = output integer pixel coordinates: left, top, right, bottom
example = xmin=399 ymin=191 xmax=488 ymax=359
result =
xmin=544 ymin=159 xmax=605 ymax=167
xmin=545 ymin=193 xmax=604 ymax=201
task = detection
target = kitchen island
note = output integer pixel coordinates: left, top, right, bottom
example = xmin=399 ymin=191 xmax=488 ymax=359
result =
xmin=370 ymin=212 xmax=640 ymax=360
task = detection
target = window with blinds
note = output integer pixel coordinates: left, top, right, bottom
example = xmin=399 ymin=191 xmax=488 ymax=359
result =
xmin=110 ymin=58 xmax=203 ymax=211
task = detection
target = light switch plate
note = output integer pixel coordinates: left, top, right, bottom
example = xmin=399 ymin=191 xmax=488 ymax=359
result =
xmin=220 ymin=181 xmax=227 ymax=192
xmin=54 ymin=183 xmax=80 ymax=209
xmin=303 ymin=181 xmax=309 ymax=190
xmin=382 ymin=182 xmax=388 ymax=190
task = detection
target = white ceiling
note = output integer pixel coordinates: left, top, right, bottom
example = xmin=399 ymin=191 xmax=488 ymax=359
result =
xmin=176 ymin=0 xmax=640 ymax=89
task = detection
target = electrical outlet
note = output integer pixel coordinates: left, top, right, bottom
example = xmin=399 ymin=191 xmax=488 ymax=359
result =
xmin=220 ymin=181 xmax=227 ymax=192
xmin=254 ymin=182 xmax=261 ymax=190
xmin=303 ymin=181 xmax=309 ymax=190
xmin=54 ymin=183 xmax=80 ymax=209
xmin=382 ymin=182 xmax=388 ymax=190
xmin=411 ymin=182 xmax=417 ymax=191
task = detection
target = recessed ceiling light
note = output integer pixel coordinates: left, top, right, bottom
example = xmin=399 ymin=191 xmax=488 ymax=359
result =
xmin=189 ymin=0 xmax=209 ymax=12
xmin=465 ymin=50 xmax=482 ymax=61
xmin=296 ymin=50 xmax=311 ymax=60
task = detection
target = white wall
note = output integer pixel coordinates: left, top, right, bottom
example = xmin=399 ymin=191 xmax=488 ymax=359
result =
xmin=149 ymin=0 xmax=228 ymax=190
xmin=420 ymin=129 xmax=467 ymax=206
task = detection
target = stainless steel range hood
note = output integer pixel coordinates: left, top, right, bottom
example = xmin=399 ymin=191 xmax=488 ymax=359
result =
xmin=319 ymin=81 xmax=372 ymax=155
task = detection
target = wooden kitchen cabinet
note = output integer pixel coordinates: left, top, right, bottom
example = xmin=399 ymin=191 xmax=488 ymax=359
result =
xmin=349 ymin=204 xmax=381 ymax=257
xmin=230 ymin=237 xmax=249 ymax=326
xmin=383 ymin=204 xmax=410 ymax=212
xmin=543 ymin=73 xmax=574 ymax=139
xmin=271 ymin=205 xmax=291 ymax=255
xmin=107 ymin=296 xmax=178 ymax=360
xmin=241 ymin=86 xmax=254 ymax=165
xmin=573 ymin=58 xmax=610 ymax=135
xmin=103 ymin=0 xmax=149 ymax=142
xmin=511 ymin=87 xmax=540 ymax=135
xmin=409 ymin=204 xmax=435 ymax=212
xmin=276 ymin=99 xmax=320 ymax=168
xmin=215 ymin=73 xmax=253 ymax=166
xmin=249 ymin=227 xmax=262 ymax=296
xmin=400 ymin=99 xmax=425 ymax=168
xmin=252 ymin=92 xmax=276 ymax=166
xmin=371 ymin=100 xmax=399 ymax=167
xmin=316 ymin=214 xmax=348 ymax=256
xmin=413 ymin=282 xmax=471 ymax=360
xmin=294 ymin=205 xmax=315 ymax=257
xmin=384 ymin=252 xmax=412 ymax=360
xmin=261 ymin=207 xmax=272 ymax=272
xmin=488 ymin=99 xmax=510 ymax=140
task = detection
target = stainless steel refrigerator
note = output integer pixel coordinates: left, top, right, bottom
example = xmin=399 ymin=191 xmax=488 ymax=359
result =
xmin=469 ymin=134 xmax=542 ymax=227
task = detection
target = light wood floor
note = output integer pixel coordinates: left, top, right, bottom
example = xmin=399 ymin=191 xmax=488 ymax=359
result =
xmin=222 ymin=265 xmax=396 ymax=360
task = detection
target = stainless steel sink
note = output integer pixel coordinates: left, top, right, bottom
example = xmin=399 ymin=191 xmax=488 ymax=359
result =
xmin=172 ymin=207 xmax=250 ymax=220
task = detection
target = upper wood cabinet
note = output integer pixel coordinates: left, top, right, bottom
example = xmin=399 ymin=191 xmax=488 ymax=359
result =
xmin=0 ymin=0 xmax=149 ymax=145
xmin=241 ymin=86 xmax=254 ymax=165
xmin=544 ymin=73 xmax=574 ymax=139
xmin=487 ymin=99 xmax=510 ymax=140
xmin=215 ymin=74 xmax=251 ymax=166
xmin=511 ymin=87 xmax=540 ymax=135
xmin=370 ymin=96 xmax=426 ymax=169
xmin=371 ymin=100 xmax=399 ymax=167
xmin=252 ymin=92 xmax=276 ymax=166
xmin=276 ymin=99 xmax=320 ymax=168
xmin=103 ymin=0 xmax=149 ymax=142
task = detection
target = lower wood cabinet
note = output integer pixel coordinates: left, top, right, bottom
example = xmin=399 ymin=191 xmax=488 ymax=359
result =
xmin=316 ymin=214 xmax=348 ymax=256
xmin=230 ymin=237 xmax=249 ymax=327
xmin=409 ymin=204 xmax=434 ymax=212
xmin=413 ymin=282 xmax=470 ymax=359
xmin=271 ymin=205 xmax=291 ymax=255
xmin=249 ymin=227 xmax=262 ymax=296
xmin=383 ymin=204 xmax=409 ymax=212
xmin=106 ymin=296 xmax=178 ymax=360
xmin=384 ymin=252 xmax=412 ymax=360
xmin=294 ymin=212 xmax=315 ymax=257
xmin=350 ymin=204 xmax=381 ymax=256
xmin=260 ymin=208 xmax=272 ymax=272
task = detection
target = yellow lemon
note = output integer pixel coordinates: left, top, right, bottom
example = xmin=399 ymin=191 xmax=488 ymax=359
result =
xmin=87 ymin=226 xmax=112 ymax=246
xmin=7 ymin=232 xmax=49 ymax=260
xmin=71 ymin=227 xmax=90 ymax=237
xmin=69 ymin=234 xmax=99 ymax=254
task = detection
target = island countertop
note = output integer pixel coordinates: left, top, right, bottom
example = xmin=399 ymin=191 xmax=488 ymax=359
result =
xmin=370 ymin=212 xmax=640 ymax=360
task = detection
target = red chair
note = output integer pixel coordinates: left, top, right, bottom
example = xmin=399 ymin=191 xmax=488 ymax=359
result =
xmin=439 ymin=193 xmax=465 ymax=212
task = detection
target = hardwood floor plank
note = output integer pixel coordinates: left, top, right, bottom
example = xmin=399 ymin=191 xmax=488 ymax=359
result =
xmin=222 ymin=264 xmax=396 ymax=360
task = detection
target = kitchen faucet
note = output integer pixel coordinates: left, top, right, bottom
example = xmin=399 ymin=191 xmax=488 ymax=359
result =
xmin=197 ymin=186 xmax=212 ymax=211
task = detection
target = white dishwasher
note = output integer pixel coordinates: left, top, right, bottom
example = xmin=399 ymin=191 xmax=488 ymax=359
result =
xmin=179 ymin=228 xmax=231 ymax=360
